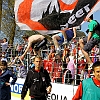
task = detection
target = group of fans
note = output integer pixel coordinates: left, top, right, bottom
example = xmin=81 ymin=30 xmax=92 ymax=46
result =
xmin=0 ymin=15 xmax=100 ymax=100
xmin=0 ymin=15 xmax=100 ymax=85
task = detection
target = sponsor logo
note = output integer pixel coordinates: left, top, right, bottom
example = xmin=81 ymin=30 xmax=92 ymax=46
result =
xmin=11 ymin=83 xmax=23 ymax=94
xmin=64 ymin=4 xmax=90 ymax=27
xmin=48 ymin=93 xmax=67 ymax=100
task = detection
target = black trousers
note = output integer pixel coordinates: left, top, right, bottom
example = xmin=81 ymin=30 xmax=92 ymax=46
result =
xmin=31 ymin=38 xmax=47 ymax=51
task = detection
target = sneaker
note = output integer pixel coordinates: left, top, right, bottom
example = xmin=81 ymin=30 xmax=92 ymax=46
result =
xmin=55 ymin=50 xmax=60 ymax=55
xmin=88 ymin=63 xmax=93 ymax=70
xmin=63 ymin=40 xmax=68 ymax=45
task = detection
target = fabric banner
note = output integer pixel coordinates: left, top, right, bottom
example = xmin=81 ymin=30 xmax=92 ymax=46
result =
xmin=14 ymin=0 xmax=100 ymax=31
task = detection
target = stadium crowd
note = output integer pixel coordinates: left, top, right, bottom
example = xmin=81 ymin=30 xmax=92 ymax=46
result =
xmin=0 ymin=36 xmax=100 ymax=85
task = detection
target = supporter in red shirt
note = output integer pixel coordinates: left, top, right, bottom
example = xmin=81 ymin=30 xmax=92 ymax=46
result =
xmin=78 ymin=58 xmax=86 ymax=74
xmin=43 ymin=53 xmax=55 ymax=74
xmin=51 ymin=54 xmax=63 ymax=82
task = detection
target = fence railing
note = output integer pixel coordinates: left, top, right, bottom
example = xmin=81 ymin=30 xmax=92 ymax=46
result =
xmin=0 ymin=41 xmax=100 ymax=85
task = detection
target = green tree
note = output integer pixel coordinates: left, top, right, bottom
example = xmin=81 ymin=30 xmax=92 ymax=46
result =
xmin=0 ymin=0 xmax=2 ymax=30
xmin=1 ymin=0 xmax=15 ymax=44
xmin=8 ymin=0 xmax=16 ymax=44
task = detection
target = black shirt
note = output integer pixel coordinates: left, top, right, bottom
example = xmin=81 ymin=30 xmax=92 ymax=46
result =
xmin=21 ymin=67 xmax=52 ymax=99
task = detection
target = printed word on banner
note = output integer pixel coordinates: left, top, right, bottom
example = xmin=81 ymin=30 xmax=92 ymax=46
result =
xmin=47 ymin=83 xmax=78 ymax=100
xmin=14 ymin=0 xmax=100 ymax=30
xmin=11 ymin=83 xmax=23 ymax=94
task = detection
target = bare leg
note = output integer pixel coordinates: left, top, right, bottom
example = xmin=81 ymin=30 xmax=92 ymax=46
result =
xmin=81 ymin=49 xmax=92 ymax=64
xmin=79 ymin=39 xmax=84 ymax=49
xmin=33 ymin=49 xmax=37 ymax=55
xmin=37 ymin=50 xmax=41 ymax=56
xmin=52 ymin=35 xmax=61 ymax=49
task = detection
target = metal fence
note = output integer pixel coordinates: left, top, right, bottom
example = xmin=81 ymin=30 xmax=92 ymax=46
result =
xmin=0 ymin=40 xmax=100 ymax=85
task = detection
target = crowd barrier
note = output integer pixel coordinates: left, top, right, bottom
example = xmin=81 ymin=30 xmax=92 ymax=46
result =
xmin=11 ymin=78 xmax=78 ymax=100
xmin=0 ymin=42 xmax=100 ymax=100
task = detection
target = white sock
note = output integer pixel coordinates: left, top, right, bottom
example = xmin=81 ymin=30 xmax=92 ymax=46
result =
xmin=57 ymin=48 xmax=60 ymax=51
xmin=64 ymin=39 xmax=67 ymax=42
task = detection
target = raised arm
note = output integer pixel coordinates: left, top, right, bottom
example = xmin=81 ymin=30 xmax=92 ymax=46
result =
xmin=20 ymin=41 xmax=32 ymax=60
xmin=72 ymin=27 xmax=77 ymax=39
